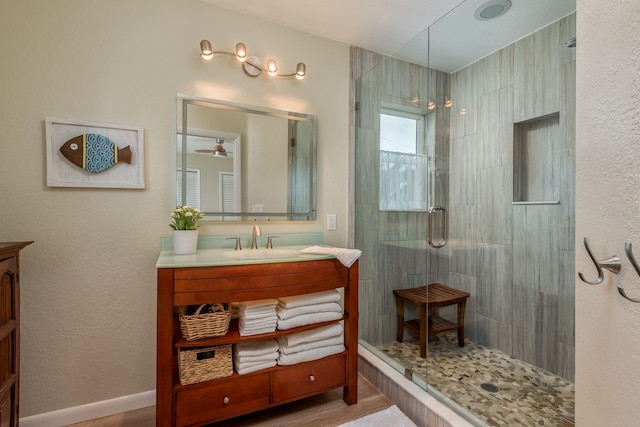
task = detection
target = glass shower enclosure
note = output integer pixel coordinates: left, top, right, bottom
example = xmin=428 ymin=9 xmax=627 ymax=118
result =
xmin=353 ymin=0 xmax=576 ymax=425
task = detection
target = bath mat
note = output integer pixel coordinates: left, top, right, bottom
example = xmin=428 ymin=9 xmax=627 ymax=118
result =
xmin=337 ymin=405 xmax=417 ymax=427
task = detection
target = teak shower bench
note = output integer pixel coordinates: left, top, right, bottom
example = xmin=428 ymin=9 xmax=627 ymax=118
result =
xmin=393 ymin=283 xmax=470 ymax=358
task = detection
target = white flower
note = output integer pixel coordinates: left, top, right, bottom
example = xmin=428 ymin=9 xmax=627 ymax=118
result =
xmin=170 ymin=205 xmax=204 ymax=230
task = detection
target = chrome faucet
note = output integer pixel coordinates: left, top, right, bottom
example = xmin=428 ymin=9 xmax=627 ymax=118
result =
xmin=251 ymin=225 xmax=262 ymax=249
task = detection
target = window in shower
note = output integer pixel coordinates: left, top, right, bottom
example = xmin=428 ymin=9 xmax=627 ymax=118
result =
xmin=379 ymin=107 xmax=429 ymax=211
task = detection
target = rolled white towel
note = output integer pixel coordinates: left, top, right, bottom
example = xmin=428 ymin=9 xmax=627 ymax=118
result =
xmin=277 ymin=335 xmax=344 ymax=355
xmin=234 ymin=339 xmax=278 ymax=357
xmin=236 ymin=360 xmax=276 ymax=375
xmin=278 ymin=290 xmax=341 ymax=309
xmin=276 ymin=311 xmax=342 ymax=330
xmin=276 ymin=302 xmax=342 ymax=320
xmin=300 ymin=246 xmax=362 ymax=268
xmin=277 ymin=323 xmax=344 ymax=347
xmin=277 ymin=344 xmax=345 ymax=366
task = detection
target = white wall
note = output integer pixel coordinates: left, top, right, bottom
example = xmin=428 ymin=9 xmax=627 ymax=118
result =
xmin=0 ymin=0 xmax=349 ymax=417
xmin=576 ymin=0 xmax=640 ymax=425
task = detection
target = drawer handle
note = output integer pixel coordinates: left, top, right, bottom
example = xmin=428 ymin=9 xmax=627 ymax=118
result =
xmin=223 ymin=396 xmax=230 ymax=404
xmin=309 ymin=375 xmax=315 ymax=382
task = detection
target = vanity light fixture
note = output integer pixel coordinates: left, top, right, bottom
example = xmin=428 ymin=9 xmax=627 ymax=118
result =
xmin=199 ymin=39 xmax=306 ymax=80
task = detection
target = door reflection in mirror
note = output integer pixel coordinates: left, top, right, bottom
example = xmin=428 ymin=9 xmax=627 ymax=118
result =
xmin=177 ymin=96 xmax=316 ymax=221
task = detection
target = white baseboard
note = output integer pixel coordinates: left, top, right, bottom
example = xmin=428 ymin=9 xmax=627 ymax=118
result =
xmin=20 ymin=390 xmax=155 ymax=427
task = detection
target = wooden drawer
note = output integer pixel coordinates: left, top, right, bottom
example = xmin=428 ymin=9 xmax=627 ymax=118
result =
xmin=271 ymin=354 xmax=346 ymax=404
xmin=175 ymin=374 xmax=269 ymax=426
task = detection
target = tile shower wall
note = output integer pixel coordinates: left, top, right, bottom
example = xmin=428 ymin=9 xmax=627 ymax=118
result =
xmin=352 ymin=13 xmax=575 ymax=381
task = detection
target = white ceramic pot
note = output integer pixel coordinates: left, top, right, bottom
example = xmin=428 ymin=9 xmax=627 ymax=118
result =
xmin=172 ymin=229 xmax=199 ymax=255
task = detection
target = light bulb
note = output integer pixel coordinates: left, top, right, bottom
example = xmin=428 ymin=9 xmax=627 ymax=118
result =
xmin=200 ymin=40 xmax=213 ymax=60
xmin=266 ymin=59 xmax=278 ymax=76
xmin=427 ymin=101 xmax=436 ymax=110
xmin=295 ymin=63 xmax=306 ymax=80
xmin=235 ymin=43 xmax=247 ymax=62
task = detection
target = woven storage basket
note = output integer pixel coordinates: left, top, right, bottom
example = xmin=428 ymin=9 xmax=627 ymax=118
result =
xmin=179 ymin=303 xmax=231 ymax=341
xmin=178 ymin=344 xmax=233 ymax=385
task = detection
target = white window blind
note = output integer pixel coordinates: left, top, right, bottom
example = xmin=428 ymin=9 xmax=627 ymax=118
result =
xmin=220 ymin=172 xmax=235 ymax=212
xmin=176 ymin=168 xmax=201 ymax=209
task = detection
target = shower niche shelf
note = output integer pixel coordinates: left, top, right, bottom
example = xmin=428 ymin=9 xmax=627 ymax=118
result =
xmin=513 ymin=112 xmax=561 ymax=204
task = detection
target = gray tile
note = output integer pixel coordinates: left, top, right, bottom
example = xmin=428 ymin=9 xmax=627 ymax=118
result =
xmin=449 ymin=134 xmax=478 ymax=206
xmin=560 ymin=61 xmax=576 ymax=158
xmin=450 ymin=63 xmax=479 ymax=139
xmin=448 ymin=272 xmax=478 ymax=340
xmin=479 ymin=86 xmax=513 ymax=169
xmin=559 ymin=155 xmax=575 ymax=251
xmin=513 ymin=22 xmax=561 ymax=121
xmin=449 ymin=206 xmax=477 ymax=277
xmin=512 ymin=204 xmax=560 ymax=294
xmin=476 ymin=243 xmax=513 ymax=324
xmin=477 ymin=166 xmax=512 ymax=245
xmin=355 ymin=127 xmax=379 ymax=205
xmin=559 ymin=249 xmax=575 ymax=345
xmin=558 ymin=342 xmax=575 ymax=382
xmin=480 ymin=44 xmax=514 ymax=94
xmin=559 ymin=13 xmax=577 ymax=66
xmin=476 ymin=314 xmax=513 ymax=355
xmin=512 ymin=285 xmax=559 ymax=374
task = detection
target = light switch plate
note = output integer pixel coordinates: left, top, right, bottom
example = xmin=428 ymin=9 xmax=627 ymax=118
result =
xmin=327 ymin=214 xmax=337 ymax=231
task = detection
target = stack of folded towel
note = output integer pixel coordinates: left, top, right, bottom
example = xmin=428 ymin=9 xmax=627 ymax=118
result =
xmin=276 ymin=290 xmax=343 ymax=330
xmin=233 ymin=339 xmax=279 ymax=375
xmin=238 ymin=299 xmax=277 ymax=336
xmin=276 ymin=323 xmax=345 ymax=366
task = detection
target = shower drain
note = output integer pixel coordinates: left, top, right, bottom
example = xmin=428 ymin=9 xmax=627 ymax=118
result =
xmin=480 ymin=383 xmax=500 ymax=393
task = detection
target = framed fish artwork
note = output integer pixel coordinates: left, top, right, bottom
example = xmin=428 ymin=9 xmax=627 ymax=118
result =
xmin=45 ymin=118 xmax=145 ymax=188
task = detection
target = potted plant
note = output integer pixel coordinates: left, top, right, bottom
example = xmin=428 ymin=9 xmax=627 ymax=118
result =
xmin=170 ymin=206 xmax=204 ymax=254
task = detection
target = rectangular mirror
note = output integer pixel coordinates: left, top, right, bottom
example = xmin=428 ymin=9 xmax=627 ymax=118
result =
xmin=177 ymin=96 xmax=317 ymax=221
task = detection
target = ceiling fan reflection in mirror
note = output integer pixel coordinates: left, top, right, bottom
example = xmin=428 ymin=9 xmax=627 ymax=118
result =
xmin=195 ymin=138 xmax=228 ymax=157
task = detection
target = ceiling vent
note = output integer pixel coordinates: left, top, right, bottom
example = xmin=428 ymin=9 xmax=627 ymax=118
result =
xmin=474 ymin=0 xmax=512 ymax=21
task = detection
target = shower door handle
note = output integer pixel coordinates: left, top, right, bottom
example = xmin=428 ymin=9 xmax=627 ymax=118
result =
xmin=428 ymin=205 xmax=447 ymax=248
xmin=427 ymin=205 xmax=447 ymax=248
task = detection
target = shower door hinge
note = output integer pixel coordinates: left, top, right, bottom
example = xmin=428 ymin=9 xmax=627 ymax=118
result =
xmin=354 ymin=101 xmax=360 ymax=110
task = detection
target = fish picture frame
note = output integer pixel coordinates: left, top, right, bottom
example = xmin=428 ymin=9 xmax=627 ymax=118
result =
xmin=46 ymin=117 xmax=145 ymax=188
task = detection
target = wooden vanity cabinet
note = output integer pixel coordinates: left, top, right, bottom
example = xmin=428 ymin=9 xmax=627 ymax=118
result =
xmin=0 ymin=242 xmax=32 ymax=427
xmin=156 ymin=258 xmax=358 ymax=427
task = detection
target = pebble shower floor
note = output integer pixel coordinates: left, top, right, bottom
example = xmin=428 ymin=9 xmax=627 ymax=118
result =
xmin=378 ymin=332 xmax=575 ymax=426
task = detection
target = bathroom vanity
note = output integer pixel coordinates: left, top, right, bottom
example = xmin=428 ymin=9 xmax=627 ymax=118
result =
xmin=156 ymin=237 xmax=358 ymax=426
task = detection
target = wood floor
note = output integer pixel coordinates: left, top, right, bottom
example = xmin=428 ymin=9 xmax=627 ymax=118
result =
xmin=68 ymin=374 xmax=392 ymax=427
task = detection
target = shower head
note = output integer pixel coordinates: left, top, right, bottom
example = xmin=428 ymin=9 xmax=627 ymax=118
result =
xmin=565 ymin=37 xmax=576 ymax=48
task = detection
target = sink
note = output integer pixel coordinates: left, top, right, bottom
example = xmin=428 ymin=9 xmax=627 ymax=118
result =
xmin=221 ymin=248 xmax=301 ymax=260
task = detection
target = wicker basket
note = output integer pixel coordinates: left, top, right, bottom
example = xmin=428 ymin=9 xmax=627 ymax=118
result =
xmin=179 ymin=303 xmax=231 ymax=341
xmin=178 ymin=345 xmax=233 ymax=385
